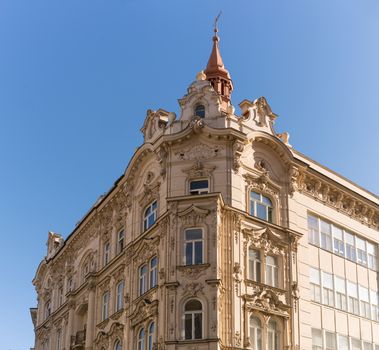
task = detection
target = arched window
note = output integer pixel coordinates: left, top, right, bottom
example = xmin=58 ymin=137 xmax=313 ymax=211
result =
xmin=249 ymin=191 xmax=273 ymax=222
xmin=102 ymin=291 xmax=109 ymax=320
xmin=116 ymin=281 xmax=124 ymax=311
xmin=148 ymin=322 xmax=155 ymax=350
xmin=117 ymin=230 xmax=125 ymax=254
xmin=143 ymin=201 xmax=157 ymax=231
xmin=266 ymin=256 xmax=279 ymax=288
xmin=194 ymin=104 xmax=205 ymax=118
xmin=267 ymin=320 xmax=280 ymax=350
xmin=138 ymin=328 xmax=145 ymax=350
xmin=114 ymin=339 xmax=122 ymax=350
xmin=249 ymin=249 xmax=261 ymax=282
xmin=150 ymin=257 xmax=158 ymax=288
xmin=185 ymin=228 xmax=203 ymax=265
xmin=249 ymin=316 xmax=262 ymax=350
xmin=139 ymin=265 xmax=148 ymax=295
xmin=184 ymin=299 xmax=203 ymax=340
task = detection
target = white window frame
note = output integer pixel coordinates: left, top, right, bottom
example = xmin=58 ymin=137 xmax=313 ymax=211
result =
xmin=150 ymin=257 xmax=158 ymax=289
xmin=189 ymin=179 xmax=209 ymax=195
xmin=266 ymin=255 xmax=279 ymax=288
xmin=138 ymin=328 xmax=145 ymax=350
xmin=249 ymin=191 xmax=273 ymax=222
xmin=249 ymin=315 xmax=262 ymax=350
xmin=117 ymin=230 xmax=125 ymax=254
xmin=249 ymin=249 xmax=261 ymax=283
xmin=102 ymin=291 xmax=109 ymax=321
xmin=184 ymin=299 xmax=203 ymax=340
xmin=116 ymin=281 xmax=124 ymax=312
xmin=184 ymin=228 xmax=204 ymax=266
xmin=148 ymin=322 xmax=155 ymax=350
xmin=143 ymin=201 xmax=157 ymax=232
xmin=104 ymin=241 xmax=110 ymax=266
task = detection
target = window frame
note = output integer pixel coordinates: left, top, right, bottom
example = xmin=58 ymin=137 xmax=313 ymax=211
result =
xmin=138 ymin=256 xmax=158 ymax=296
xmin=194 ymin=104 xmax=206 ymax=118
xmin=189 ymin=179 xmax=209 ymax=195
xmin=249 ymin=191 xmax=273 ymax=223
xmin=184 ymin=228 xmax=204 ymax=266
xmin=103 ymin=241 xmax=111 ymax=266
xmin=116 ymin=280 xmax=124 ymax=312
xmin=102 ymin=291 xmax=110 ymax=321
xmin=184 ymin=299 xmax=203 ymax=340
xmin=143 ymin=201 xmax=158 ymax=232
xmin=117 ymin=229 xmax=125 ymax=255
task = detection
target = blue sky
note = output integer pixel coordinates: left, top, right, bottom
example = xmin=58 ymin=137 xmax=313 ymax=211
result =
xmin=0 ymin=0 xmax=378 ymax=348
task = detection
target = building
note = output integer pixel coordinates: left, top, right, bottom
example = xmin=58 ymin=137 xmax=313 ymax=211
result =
xmin=31 ymin=27 xmax=379 ymax=350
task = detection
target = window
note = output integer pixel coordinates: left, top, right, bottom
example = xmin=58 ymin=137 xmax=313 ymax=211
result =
xmin=370 ymin=290 xmax=379 ymax=321
xmin=351 ymin=338 xmax=361 ymax=350
xmin=364 ymin=342 xmax=372 ymax=350
xmin=249 ymin=316 xmax=262 ymax=350
xmin=348 ymin=281 xmax=359 ymax=315
xmin=333 ymin=226 xmax=344 ymax=256
xmin=250 ymin=192 xmax=273 ymax=222
xmin=45 ymin=300 xmax=51 ymax=320
xmin=138 ymin=329 xmax=145 ymax=350
xmin=322 ymin=272 xmax=334 ymax=307
xmin=309 ymin=268 xmax=321 ymax=303
xmin=367 ymin=242 xmax=377 ymax=270
xmin=189 ymin=179 xmax=209 ymax=195
xmin=356 ymin=237 xmax=367 ymax=266
xmin=267 ymin=320 xmax=280 ymax=350
xmin=102 ymin=291 xmax=109 ymax=320
xmin=139 ymin=265 xmax=148 ymax=296
xmin=266 ymin=256 xmax=279 ymax=288
xmin=58 ymin=287 xmax=63 ymax=307
xmin=249 ymin=249 xmax=261 ymax=282
xmin=345 ymin=232 xmax=356 ymax=262
xmin=148 ymin=322 xmax=155 ymax=350
xmin=338 ymin=335 xmax=349 ymax=350
xmin=320 ymin=220 xmax=332 ymax=251
xmin=114 ymin=340 xmax=122 ymax=350
xmin=185 ymin=228 xmax=203 ymax=265
xmin=308 ymin=215 xmax=320 ymax=246
xmin=194 ymin=104 xmax=205 ymax=118
xmin=116 ymin=281 xmax=124 ymax=311
xmin=67 ymin=278 xmax=73 ymax=292
xmin=312 ymin=329 xmax=322 ymax=350
xmin=143 ymin=201 xmax=157 ymax=231
xmin=184 ymin=299 xmax=202 ymax=340
xmin=335 ymin=276 xmax=347 ymax=311
xmin=104 ymin=242 xmax=110 ymax=266
xmin=325 ymin=331 xmax=336 ymax=350
xmin=150 ymin=257 xmax=158 ymax=288
xmin=117 ymin=230 xmax=125 ymax=254
xmin=359 ymin=285 xmax=370 ymax=318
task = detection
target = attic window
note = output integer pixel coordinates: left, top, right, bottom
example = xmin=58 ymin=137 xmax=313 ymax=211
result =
xmin=195 ymin=104 xmax=205 ymax=118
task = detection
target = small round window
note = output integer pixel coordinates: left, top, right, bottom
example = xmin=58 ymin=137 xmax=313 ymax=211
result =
xmin=195 ymin=104 xmax=205 ymax=118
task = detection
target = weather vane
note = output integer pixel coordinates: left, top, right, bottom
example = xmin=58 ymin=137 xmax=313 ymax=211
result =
xmin=214 ymin=11 xmax=222 ymax=33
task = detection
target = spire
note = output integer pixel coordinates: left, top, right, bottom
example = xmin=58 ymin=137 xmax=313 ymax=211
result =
xmin=204 ymin=14 xmax=233 ymax=109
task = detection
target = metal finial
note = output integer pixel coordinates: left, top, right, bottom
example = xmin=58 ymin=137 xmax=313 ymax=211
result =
xmin=214 ymin=11 xmax=222 ymax=34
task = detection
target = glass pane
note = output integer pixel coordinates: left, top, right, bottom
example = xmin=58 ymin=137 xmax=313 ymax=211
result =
xmin=186 ymin=243 xmax=193 ymax=265
xmin=152 ymin=201 xmax=157 ymax=210
xmin=185 ymin=229 xmax=202 ymax=240
xmin=356 ymin=237 xmax=366 ymax=250
xmin=359 ymin=286 xmax=369 ymax=302
xmin=184 ymin=314 xmax=192 ymax=339
xmin=256 ymin=203 xmax=267 ymax=220
xmin=345 ymin=232 xmax=355 ymax=245
xmin=320 ymin=220 xmax=331 ymax=234
xmin=249 ymin=249 xmax=260 ymax=260
xmin=348 ymin=281 xmax=358 ymax=297
xmin=338 ymin=336 xmax=349 ymax=350
xmin=262 ymin=195 xmax=272 ymax=206
xmin=251 ymin=191 xmax=261 ymax=200
xmin=335 ymin=276 xmax=345 ymax=293
xmin=194 ymin=312 xmax=202 ymax=339
xmin=351 ymin=338 xmax=361 ymax=350
xmin=367 ymin=242 xmax=376 ymax=255
xmin=267 ymin=207 xmax=273 ymax=222
xmin=194 ymin=241 xmax=203 ymax=264
xmin=185 ymin=300 xmax=202 ymax=311
xmin=309 ymin=268 xmax=320 ymax=284
xmin=332 ymin=226 xmax=343 ymax=240
xmin=190 ymin=180 xmax=208 ymax=190
xmin=325 ymin=332 xmax=336 ymax=349
xmin=322 ymin=272 xmax=333 ymax=289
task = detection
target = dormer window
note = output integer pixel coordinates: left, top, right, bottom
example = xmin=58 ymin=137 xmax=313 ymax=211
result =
xmin=194 ymin=104 xmax=205 ymax=118
xmin=189 ymin=179 xmax=209 ymax=195
xmin=249 ymin=191 xmax=273 ymax=222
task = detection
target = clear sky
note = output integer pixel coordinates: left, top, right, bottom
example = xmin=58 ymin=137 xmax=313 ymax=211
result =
xmin=0 ymin=0 xmax=378 ymax=348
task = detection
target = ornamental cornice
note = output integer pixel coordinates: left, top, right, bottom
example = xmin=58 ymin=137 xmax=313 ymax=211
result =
xmin=243 ymin=172 xmax=280 ymax=199
xmin=182 ymin=160 xmax=216 ymax=178
xmin=177 ymin=263 xmax=210 ymax=280
xmin=129 ymin=299 xmax=159 ymax=327
xmin=178 ymin=205 xmax=210 ymax=226
xmin=132 ymin=236 xmax=160 ymax=266
xmin=293 ymin=168 xmax=379 ymax=229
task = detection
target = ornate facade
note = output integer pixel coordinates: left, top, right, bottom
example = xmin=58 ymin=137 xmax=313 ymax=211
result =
xmin=31 ymin=29 xmax=379 ymax=350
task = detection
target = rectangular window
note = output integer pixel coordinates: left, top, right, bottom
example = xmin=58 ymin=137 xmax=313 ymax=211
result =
xmin=363 ymin=342 xmax=372 ymax=350
xmin=189 ymin=179 xmax=209 ymax=195
xmin=308 ymin=215 xmax=320 ymax=246
xmin=345 ymin=231 xmax=357 ymax=262
xmin=116 ymin=281 xmax=124 ymax=311
xmin=266 ymin=256 xmax=279 ymax=288
xmin=351 ymin=338 xmax=361 ymax=350
xmin=356 ymin=237 xmax=367 ymax=266
xmin=325 ymin=331 xmax=336 ymax=350
xmin=102 ymin=292 xmax=109 ymax=320
xmin=338 ymin=335 xmax=349 ymax=350
xmin=56 ymin=329 xmax=62 ymax=350
xmin=139 ymin=265 xmax=148 ymax=295
xmin=309 ymin=267 xmax=321 ymax=303
xmin=311 ymin=328 xmax=323 ymax=350
xmin=370 ymin=290 xmax=379 ymax=321
xmin=185 ymin=229 xmax=203 ymax=265
xmin=117 ymin=230 xmax=125 ymax=254
xmin=320 ymin=220 xmax=332 ymax=251
xmin=249 ymin=249 xmax=261 ymax=282
xmin=332 ymin=226 xmax=345 ymax=256
xmin=335 ymin=276 xmax=347 ymax=311
xmin=322 ymin=271 xmax=334 ymax=306
xmin=104 ymin=242 xmax=110 ymax=266
xmin=348 ymin=281 xmax=359 ymax=315
xmin=359 ymin=285 xmax=370 ymax=318
xmin=367 ymin=242 xmax=377 ymax=270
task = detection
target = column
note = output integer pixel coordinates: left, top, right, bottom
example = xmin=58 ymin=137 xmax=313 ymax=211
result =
xmin=85 ymin=279 xmax=96 ymax=350
xmin=65 ymin=299 xmax=75 ymax=350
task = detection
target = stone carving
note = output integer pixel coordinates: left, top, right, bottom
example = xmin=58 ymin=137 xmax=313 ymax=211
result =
xmin=175 ymin=144 xmax=224 ymax=161
xmin=133 ymin=237 xmax=160 ymax=266
xmin=129 ymin=299 xmax=159 ymax=327
xmin=243 ymin=227 xmax=286 ymax=256
xmin=232 ymin=140 xmax=245 ymax=172
xmin=178 ymin=205 xmax=210 ymax=226
xmin=182 ymin=160 xmax=216 ymax=178
xmin=243 ymin=172 xmax=280 ymax=199
xmin=182 ymin=283 xmax=204 ymax=297
xmin=177 ymin=264 xmax=210 ymax=280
